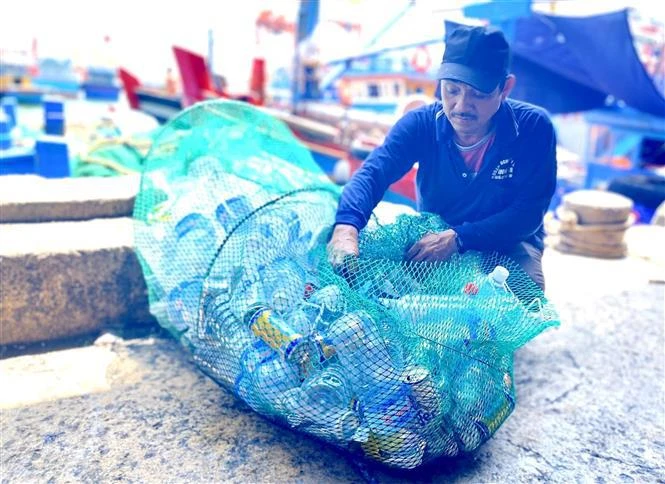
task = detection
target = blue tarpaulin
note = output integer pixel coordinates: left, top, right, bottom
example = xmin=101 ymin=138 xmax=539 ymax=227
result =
xmin=446 ymin=9 xmax=665 ymax=118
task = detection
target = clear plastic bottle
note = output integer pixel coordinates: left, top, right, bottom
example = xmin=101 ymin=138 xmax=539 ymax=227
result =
xmin=301 ymin=364 xmax=354 ymax=409
xmin=261 ymin=257 xmax=307 ymax=314
xmin=473 ymin=266 xmax=510 ymax=298
xmin=252 ymin=353 xmax=302 ymax=413
xmin=277 ymin=364 xmax=361 ymax=443
xmin=166 ymin=276 xmax=204 ymax=338
xmin=216 ymin=195 xmax=254 ymax=232
xmin=164 ymin=211 xmax=217 ymax=286
xmin=321 ymin=310 xmax=397 ymax=389
xmin=379 ymin=294 xmax=472 ymax=343
xmin=306 ymin=285 xmax=347 ymax=329
xmin=468 ymin=266 xmax=528 ymax=344
xmin=199 ymin=278 xmax=254 ymax=362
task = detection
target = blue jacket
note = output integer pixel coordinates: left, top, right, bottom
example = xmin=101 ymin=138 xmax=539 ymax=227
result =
xmin=335 ymin=99 xmax=557 ymax=251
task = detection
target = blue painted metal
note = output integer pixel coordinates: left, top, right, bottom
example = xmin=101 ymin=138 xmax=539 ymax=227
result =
xmin=463 ymin=0 xmax=532 ymax=41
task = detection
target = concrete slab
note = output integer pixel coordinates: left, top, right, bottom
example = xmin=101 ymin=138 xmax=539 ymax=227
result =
xmin=0 ymin=218 xmax=155 ymax=345
xmin=0 ymin=174 xmax=139 ymax=223
xmin=1 ymin=251 xmax=663 ymax=482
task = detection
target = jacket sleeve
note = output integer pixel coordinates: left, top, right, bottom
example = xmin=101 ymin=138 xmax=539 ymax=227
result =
xmin=452 ymin=115 xmax=558 ymax=250
xmin=334 ymin=110 xmax=425 ymax=231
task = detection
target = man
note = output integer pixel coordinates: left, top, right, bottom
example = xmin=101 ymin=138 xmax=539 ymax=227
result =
xmin=326 ymin=25 xmax=557 ymax=290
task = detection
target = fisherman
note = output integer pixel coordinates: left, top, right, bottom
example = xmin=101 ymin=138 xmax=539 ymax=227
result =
xmin=327 ymin=25 xmax=557 ymax=290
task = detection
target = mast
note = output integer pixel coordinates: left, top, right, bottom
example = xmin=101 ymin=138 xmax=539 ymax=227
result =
xmin=293 ymin=0 xmax=320 ymax=113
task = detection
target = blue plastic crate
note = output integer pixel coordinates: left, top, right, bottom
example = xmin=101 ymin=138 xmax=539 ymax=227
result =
xmin=35 ymin=136 xmax=70 ymax=178
xmin=45 ymin=116 xmax=65 ymax=135
xmin=0 ymin=148 xmax=36 ymax=175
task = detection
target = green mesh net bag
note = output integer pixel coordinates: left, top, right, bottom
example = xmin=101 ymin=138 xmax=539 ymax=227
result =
xmin=133 ymin=99 xmax=560 ymax=470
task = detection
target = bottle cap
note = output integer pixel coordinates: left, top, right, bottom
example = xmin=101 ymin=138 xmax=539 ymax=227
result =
xmin=489 ymin=266 xmax=509 ymax=285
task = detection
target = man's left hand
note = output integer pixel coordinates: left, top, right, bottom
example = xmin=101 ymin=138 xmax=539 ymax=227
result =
xmin=406 ymin=229 xmax=459 ymax=262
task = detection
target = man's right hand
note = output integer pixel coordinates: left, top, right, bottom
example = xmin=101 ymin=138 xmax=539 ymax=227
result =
xmin=326 ymin=224 xmax=359 ymax=267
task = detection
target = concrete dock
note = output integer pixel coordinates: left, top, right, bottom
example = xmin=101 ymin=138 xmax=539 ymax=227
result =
xmin=1 ymin=175 xmax=664 ymax=483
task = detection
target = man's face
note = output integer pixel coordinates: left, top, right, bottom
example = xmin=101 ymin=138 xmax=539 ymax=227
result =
xmin=440 ymin=79 xmax=507 ymax=137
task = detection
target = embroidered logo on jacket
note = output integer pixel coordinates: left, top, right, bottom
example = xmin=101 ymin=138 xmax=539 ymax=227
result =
xmin=491 ymin=158 xmax=515 ymax=180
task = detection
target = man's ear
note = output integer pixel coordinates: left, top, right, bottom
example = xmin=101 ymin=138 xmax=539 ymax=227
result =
xmin=502 ymin=74 xmax=516 ymax=101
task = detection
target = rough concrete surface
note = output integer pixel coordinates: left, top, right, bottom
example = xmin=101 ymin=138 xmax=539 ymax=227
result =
xmin=1 ymin=251 xmax=663 ymax=483
xmin=0 ymin=174 xmax=139 ymax=223
xmin=0 ymin=218 xmax=155 ymax=345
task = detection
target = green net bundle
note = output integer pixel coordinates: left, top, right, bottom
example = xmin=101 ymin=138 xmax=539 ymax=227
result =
xmin=133 ymin=100 xmax=559 ymax=469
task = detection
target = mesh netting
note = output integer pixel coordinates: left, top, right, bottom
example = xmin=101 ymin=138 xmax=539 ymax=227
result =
xmin=133 ymin=99 xmax=559 ymax=470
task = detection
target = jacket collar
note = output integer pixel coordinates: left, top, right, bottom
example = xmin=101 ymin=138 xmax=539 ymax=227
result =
xmin=435 ymin=100 xmax=520 ymax=145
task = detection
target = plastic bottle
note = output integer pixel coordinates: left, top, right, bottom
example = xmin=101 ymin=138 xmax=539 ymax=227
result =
xmin=277 ymin=365 xmax=361 ymax=443
xmin=321 ymin=310 xmax=397 ymax=388
xmin=379 ymin=294 xmax=473 ymax=344
xmin=166 ymin=276 xmax=204 ymax=338
xmin=252 ymin=353 xmax=302 ymax=412
xmin=199 ymin=278 xmax=253 ymax=357
xmin=216 ymin=194 xmax=254 ymax=232
xmin=306 ymin=284 xmax=347 ymax=329
xmin=283 ymin=307 xmax=314 ymax=336
xmin=261 ymin=257 xmax=307 ymax=314
xmin=163 ymin=211 xmax=217 ymax=288
xmin=301 ymin=364 xmax=354 ymax=409
xmin=467 ymin=266 xmax=528 ymax=344
xmin=471 ymin=266 xmax=510 ymax=298
xmin=233 ymin=340 xmax=276 ymax=413
xmin=448 ymin=359 xmax=492 ymax=452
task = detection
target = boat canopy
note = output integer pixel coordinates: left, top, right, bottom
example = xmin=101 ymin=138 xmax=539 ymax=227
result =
xmin=446 ymin=9 xmax=665 ymax=117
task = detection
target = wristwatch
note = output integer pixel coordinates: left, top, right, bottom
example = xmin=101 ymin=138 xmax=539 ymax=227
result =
xmin=453 ymin=230 xmax=465 ymax=253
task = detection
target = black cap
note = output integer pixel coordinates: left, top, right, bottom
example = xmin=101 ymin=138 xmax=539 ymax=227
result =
xmin=437 ymin=25 xmax=511 ymax=93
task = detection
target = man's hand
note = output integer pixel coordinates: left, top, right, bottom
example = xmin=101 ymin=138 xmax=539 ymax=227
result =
xmin=327 ymin=224 xmax=359 ymax=267
xmin=406 ymin=229 xmax=459 ymax=263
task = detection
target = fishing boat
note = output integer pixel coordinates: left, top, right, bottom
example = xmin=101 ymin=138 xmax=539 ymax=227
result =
xmin=118 ymin=68 xmax=183 ymax=124
xmin=32 ymin=58 xmax=81 ymax=98
xmin=0 ymin=49 xmax=46 ymax=105
xmin=167 ymin=45 xmax=420 ymax=206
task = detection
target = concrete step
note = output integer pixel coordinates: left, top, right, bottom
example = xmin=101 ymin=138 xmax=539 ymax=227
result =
xmin=0 ymin=174 xmax=139 ymax=223
xmin=0 ymin=217 xmax=155 ymax=345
